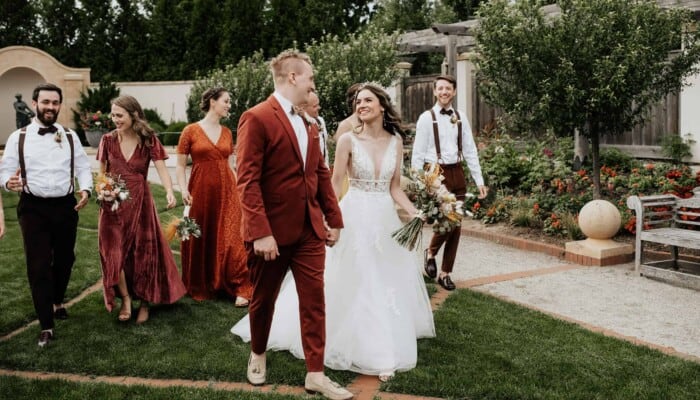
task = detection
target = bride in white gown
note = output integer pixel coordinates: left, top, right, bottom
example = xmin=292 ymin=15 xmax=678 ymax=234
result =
xmin=232 ymin=83 xmax=435 ymax=380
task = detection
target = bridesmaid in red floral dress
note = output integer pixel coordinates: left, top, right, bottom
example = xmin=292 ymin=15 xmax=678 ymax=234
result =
xmin=175 ymin=87 xmax=252 ymax=306
xmin=97 ymin=95 xmax=186 ymax=324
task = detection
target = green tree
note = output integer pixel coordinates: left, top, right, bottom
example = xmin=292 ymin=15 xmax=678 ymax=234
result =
xmin=188 ymin=26 xmax=400 ymax=138
xmin=0 ymin=0 xmax=37 ymax=47
xmin=34 ymin=0 xmax=82 ymax=67
xmin=76 ymin=0 xmax=117 ymax=81
xmin=218 ymin=0 xmax=266 ymax=66
xmin=474 ymin=0 xmax=700 ymax=197
xmin=181 ymin=0 xmax=222 ymax=77
xmin=307 ymin=25 xmax=401 ymax=133
xmin=144 ymin=0 xmax=189 ymax=80
xmin=371 ymin=0 xmax=432 ymax=33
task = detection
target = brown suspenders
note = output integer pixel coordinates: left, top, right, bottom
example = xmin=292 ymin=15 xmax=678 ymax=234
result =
xmin=18 ymin=127 xmax=75 ymax=196
xmin=429 ymin=109 xmax=463 ymax=164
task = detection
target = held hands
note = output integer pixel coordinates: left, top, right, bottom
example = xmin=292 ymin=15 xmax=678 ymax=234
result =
xmin=254 ymin=235 xmax=280 ymax=261
xmin=326 ymin=228 xmax=341 ymax=247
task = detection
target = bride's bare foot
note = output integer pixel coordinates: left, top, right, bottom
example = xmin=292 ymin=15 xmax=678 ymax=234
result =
xmin=118 ymin=295 xmax=131 ymax=322
xmin=136 ymin=302 xmax=149 ymax=324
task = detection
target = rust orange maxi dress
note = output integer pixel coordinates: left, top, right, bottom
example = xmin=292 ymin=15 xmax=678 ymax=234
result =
xmin=97 ymin=133 xmax=186 ymax=312
xmin=177 ymin=123 xmax=252 ymax=301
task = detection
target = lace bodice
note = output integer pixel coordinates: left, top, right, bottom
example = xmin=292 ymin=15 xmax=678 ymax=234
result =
xmin=348 ymin=135 xmax=397 ymax=193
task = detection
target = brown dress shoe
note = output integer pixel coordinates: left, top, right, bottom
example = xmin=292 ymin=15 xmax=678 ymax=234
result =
xmin=437 ymin=274 xmax=456 ymax=291
xmin=424 ymin=249 xmax=437 ymax=279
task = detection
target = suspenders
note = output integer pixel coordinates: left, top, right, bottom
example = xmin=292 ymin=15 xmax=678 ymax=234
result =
xmin=429 ymin=109 xmax=463 ymax=164
xmin=18 ymin=126 xmax=75 ymax=196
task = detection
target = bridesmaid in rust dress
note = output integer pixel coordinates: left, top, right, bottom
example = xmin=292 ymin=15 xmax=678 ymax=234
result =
xmin=97 ymin=95 xmax=186 ymax=324
xmin=175 ymin=87 xmax=252 ymax=306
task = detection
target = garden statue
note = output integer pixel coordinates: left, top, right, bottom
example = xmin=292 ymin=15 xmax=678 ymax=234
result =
xmin=14 ymin=94 xmax=34 ymax=129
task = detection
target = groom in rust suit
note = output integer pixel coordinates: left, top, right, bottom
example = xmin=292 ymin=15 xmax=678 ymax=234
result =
xmin=236 ymin=50 xmax=352 ymax=400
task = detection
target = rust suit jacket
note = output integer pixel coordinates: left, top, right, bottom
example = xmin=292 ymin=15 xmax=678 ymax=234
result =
xmin=236 ymin=95 xmax=343 ymax=246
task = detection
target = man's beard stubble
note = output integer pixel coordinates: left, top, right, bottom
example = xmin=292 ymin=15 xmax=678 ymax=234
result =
xmin=35 ymin=107 xmax=59 ymax=126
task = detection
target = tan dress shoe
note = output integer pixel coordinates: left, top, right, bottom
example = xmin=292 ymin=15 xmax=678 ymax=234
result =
xmin=247 ymin=353 xmax=266 ymax=386
xmin=304 ymin=374 xmax=353 ymax=400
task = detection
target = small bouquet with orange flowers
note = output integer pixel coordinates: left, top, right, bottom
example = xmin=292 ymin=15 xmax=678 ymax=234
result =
xmin=165 ymin=206 xmax=201 ymax=242
xmin=392 ymin=163 xmax=465 ymax=250
xmin=95 ymin=173 xmax=130 ymax=211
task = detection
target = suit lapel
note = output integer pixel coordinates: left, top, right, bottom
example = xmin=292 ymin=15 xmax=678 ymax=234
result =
xmin=268 ymin=96 xmax=304 ymax=167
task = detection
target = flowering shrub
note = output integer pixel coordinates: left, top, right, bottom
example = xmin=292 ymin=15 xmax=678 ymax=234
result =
xmin=80 ymin=111 xmax=115 ymax=131
xmin=464 ymin=132 xmax=700 ymax=238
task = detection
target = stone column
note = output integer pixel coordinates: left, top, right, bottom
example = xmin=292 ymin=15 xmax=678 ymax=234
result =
xmin=457 ymin=52 xmax=476 ymax=122
xmin=394 ymin=61 xmax=412 ymax=119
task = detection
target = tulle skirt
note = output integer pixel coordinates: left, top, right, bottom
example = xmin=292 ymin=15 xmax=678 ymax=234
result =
xmin=231 ymin=188 xmax=435 ymax=375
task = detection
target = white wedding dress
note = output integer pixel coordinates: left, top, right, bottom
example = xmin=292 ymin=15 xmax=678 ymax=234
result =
xmin=231 ymin=134 xmax=435 ymax=375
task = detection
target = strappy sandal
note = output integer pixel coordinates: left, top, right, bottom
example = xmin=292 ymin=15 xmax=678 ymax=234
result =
xmin=234 ymin=296 xmax=250 ymax=308
xmin=118 ymin=295 xmax=131 ymax=322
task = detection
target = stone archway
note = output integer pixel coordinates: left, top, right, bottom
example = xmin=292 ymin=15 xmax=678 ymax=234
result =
xmin=0 ymin=46 xmax=90 ymax=145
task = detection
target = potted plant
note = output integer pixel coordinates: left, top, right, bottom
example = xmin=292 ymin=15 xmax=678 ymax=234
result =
xmin=81 ymin=110 xmax=115 ymax=148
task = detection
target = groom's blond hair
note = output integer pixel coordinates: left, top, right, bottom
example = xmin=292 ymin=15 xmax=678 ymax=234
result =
xmin=270 ymin=50 xmax=312 ymax=84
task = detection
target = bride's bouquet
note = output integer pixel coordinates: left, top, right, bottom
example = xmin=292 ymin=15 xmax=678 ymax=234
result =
xmin=391 ymin=163 xmax=466 ymax=250
xmin=95 ymin=173 xmax=130 ymax=211
xmin=165 ymin=205 xmax=202 ymax=242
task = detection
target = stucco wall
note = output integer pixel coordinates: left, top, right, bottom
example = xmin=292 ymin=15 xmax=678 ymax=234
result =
xmin=111 ymin=81 xmax=195 ymax=125
xmin=0 ymin=46 xmax=90 ymax=145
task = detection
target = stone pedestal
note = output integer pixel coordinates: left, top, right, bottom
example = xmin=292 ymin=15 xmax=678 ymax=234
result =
xmin=565 ymin=199 xmax=634 ymax=266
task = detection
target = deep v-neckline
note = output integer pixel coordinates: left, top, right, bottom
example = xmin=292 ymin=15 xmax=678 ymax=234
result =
xmin=354 ymin=135 xmax=395 ymax=180
xmin=197 ymin=123 xmax=222 ymax=148
xmin=118 ymin=136 xmax=139 ymax=163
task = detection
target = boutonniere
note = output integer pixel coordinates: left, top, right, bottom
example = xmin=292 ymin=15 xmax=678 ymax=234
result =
xmin=304 ymin=114 xmax=318 ymax=126
xmin=450 ymin=114 xmax=458 ymax=125
xmin=55 ymin=130 xmax=63 ymax=147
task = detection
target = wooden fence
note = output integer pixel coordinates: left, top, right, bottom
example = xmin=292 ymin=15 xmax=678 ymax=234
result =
xmin=401 ymin=75 xmax=679 ymax=155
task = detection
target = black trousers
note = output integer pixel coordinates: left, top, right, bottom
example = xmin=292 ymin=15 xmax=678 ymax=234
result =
xmin=17 ymin=193 xmax=78 ymax=330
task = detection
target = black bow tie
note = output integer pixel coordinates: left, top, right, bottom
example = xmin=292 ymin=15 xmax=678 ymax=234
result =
xmin=440 ymin=108 xmax=454 ymax=116
xmin=38 ymin=126 xmax=58 ymax=135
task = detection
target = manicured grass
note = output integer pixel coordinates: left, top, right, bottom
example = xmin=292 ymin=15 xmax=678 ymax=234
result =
xmin=0 ymin=290 xmax=355 ymax=388
xmin=0 ymin=192 xmax=102 ymax=335
xmin=0 ymin=186 xmax=182 ymax=335
xmin=0 ymin=375 xmax=306 ymax=399
xmin=384 ymin=289 xmax=700 ymax=400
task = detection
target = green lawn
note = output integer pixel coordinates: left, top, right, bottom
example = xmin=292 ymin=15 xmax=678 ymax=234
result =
xmin=2 ymin=187 xmax=699 ymax=400
xmin=0 ymin=375 xmax=306 ymax=400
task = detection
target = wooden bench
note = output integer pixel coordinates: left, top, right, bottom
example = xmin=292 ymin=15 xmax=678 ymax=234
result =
xmin=626 ymin=193 xmax=700 ymax=290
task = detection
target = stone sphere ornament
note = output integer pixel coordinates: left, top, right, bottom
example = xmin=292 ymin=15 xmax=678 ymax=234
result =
xmin=578 ymin=199 xmax=621 ymax=240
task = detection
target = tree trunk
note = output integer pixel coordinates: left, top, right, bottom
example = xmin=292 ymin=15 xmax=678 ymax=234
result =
xmin=573 ymin=129 xmax=589 ymax=170
xmin=590 ymin=129 xmax=601 ymax=199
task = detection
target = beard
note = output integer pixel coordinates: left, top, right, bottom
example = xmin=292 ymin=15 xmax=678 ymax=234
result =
xmin=35 ymin=106 xmax=59 ymax=126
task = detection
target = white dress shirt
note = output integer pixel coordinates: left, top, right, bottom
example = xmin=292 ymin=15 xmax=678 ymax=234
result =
xmin=0 ymin=120 xmax=93 ymax=198
xmin=411 ymin=104 xmax=484 ymax=186
xmin=273 ymin=92 xmax=308 ymax=168
xmin=316 ymin=115 xmax=329 ymax=166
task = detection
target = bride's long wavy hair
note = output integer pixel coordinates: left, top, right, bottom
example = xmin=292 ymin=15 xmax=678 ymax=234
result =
xmin=111 ymin=95 xmax=157 ymax=147
xmin=354 ymin=83 xmax=406 ymax=140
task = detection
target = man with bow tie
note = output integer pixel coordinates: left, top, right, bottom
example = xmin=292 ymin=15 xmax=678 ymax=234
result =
xmin=411 ymin=75 xmax=488 ymax=291
xmin=0 ymin=83 xmax=93 ymax=348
